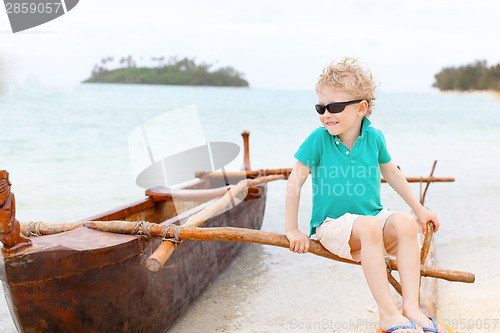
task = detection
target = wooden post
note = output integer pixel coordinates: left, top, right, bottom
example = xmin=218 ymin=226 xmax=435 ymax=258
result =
xmin=419 ymin=221 xmax=437 ymax=317
xmin=385 ymin=257 xmax=403 ymax=296
xmin=420 ymin=242 xmax=438 ymax=318
xmin=420 ymin=222 xmax=435 ymax=265
xmin=241 ymin=130 xmax=251 ymax=171
xmin=420 ymin=160 xmax=437 ymax=205
xmin=417 ymin=161 xmax=439 ymax=316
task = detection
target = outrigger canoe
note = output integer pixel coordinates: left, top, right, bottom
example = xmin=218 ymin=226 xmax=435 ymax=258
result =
xmin=0 ymin=132 xmax=269 ymax=333
xmin=0 ymin=132 xmax=474 ymax=333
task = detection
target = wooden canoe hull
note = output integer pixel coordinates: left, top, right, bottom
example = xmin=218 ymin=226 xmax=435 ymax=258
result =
xmin=1 ymin=183 xmax=267 ymax=333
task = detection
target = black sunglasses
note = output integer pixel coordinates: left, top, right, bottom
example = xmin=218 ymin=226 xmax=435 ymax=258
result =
xmin=315 ymin=100 xmax=363 ymax=115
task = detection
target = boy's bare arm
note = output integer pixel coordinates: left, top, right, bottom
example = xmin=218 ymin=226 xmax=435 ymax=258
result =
xmin=285 ymin=160 xmax=311 ymax=253
xmin=380 ymin=161 xmax=440 ymax=233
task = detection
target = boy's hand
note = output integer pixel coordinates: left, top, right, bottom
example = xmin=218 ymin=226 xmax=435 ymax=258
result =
xmin=415 ymin=207 xmax=440 ymax=234
xmin=285 ymin=229 xmax=310 ymax=254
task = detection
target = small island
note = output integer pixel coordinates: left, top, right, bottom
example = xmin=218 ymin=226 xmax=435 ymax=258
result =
xmin=83 ymin=56 xmax=249 ymax=87
xmin=433 ymin=60 xmax=500 ymax=92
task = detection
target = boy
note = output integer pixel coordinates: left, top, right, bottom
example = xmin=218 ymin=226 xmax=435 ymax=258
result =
xmin=285 ymin=58 xmax=448 ymax=333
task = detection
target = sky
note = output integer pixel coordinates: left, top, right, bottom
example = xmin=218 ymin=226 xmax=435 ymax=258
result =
xmin=1 ymin=0 xmax=499 ymax=92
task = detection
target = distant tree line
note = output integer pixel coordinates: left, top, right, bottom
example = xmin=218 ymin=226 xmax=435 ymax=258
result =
xmin=84 ymin=55 xmax=248 ymax=87
xmin=433 ymin=60 xmax=500 ymax=91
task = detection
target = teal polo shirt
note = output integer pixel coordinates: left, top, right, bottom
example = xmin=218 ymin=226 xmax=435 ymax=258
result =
xmin=294 ymin=117 xmax=391 ymax=236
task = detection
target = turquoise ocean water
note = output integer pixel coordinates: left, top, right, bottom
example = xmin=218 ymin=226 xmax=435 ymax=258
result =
xmin=1 ymin=84 xmax=499 ymax=331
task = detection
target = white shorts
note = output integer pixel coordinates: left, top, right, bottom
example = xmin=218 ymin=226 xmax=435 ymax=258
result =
xmin=315 ymin=209 xmax=396 ymax=262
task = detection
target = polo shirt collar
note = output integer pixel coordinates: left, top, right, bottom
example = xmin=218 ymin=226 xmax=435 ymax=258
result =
xmin=334 ymin=117 xmax=370 ymax=158
xmin=360 ymin=116 xmax=371 ymax=137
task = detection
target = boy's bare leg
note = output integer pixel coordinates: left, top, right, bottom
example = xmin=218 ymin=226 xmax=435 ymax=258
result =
xmin=350 ymin=216 xmax=422 ymax=333
xmin=383 ymin=212 xmax=448 ymax=333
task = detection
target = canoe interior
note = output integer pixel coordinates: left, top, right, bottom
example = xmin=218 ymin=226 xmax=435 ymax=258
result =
xmin=85 ymin=177 xmax=252 ymax=224
xmin=1 ymin=176 xmax=267 ymax=333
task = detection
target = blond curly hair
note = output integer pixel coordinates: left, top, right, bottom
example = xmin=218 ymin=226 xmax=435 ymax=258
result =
xmin=316 ymin=57 xmax=377 ymax=116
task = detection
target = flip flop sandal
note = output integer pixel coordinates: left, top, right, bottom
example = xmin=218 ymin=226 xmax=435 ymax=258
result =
xmin=376 ymin=321 xmax=417 ymax=333
xmin=422 ymin=317 xmax=456 ymax=333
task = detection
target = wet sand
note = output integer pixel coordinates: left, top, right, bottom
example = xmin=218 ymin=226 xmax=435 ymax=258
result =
xmin=437 ymin=237 xmax=500 ymax=333
xmin=169 ymin=243 xmax=382 ymax=333
xmin=169 ymin=237 xmax=498 ymax=333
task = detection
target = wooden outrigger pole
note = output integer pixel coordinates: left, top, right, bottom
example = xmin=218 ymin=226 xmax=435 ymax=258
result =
xmin=19 ymin=220 xmax=475 ymax=286
xmin=195 ymin=169 xmax=455 ymax=184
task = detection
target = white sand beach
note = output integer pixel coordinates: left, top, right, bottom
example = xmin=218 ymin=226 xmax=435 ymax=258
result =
xmin=169 ymin=236 xmax=498 ymax=333
xmin=437 ymin=236 xmax=500 ymax=333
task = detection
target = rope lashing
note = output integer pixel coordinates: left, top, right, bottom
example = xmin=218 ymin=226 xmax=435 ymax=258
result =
xmin=26 ymin=222 xmax=42 ymax=237
xmin=131 ymin=221 xmax=154 ymax=239
xmin=161 ymin=224 xmax=182 ymax=248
